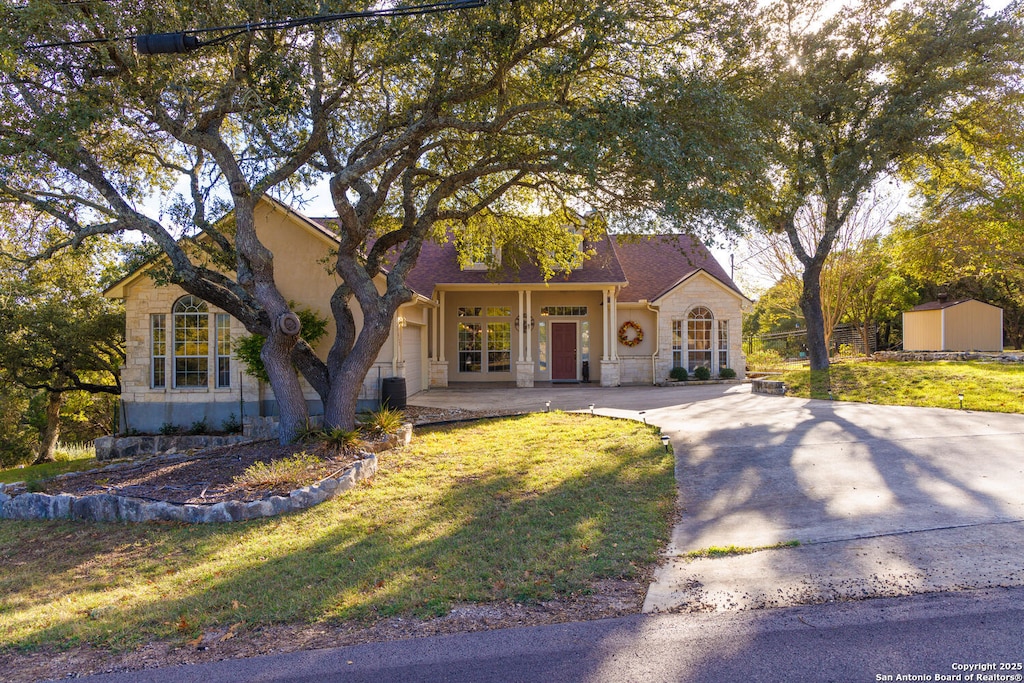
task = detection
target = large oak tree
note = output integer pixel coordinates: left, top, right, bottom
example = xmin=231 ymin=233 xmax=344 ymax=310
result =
xmin=1 ymin=0 xmax=744 ymax=441
xmin=743 ymin=0 xmax=1019 ymax=370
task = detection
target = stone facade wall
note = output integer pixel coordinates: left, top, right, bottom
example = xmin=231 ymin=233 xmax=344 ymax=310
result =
xmin=652 ymin=273 xmax=747 ymax=384
xmin=617 ymin=355 xmax=654 ymax=385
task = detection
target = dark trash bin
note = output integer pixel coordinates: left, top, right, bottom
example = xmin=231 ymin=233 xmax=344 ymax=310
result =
xmin=381 ymin=376 xmax=407 ymax=409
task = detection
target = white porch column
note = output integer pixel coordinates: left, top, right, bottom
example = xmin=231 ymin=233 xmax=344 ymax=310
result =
xmin=602 ymin=288 xmax=611 ymax=361
xmin=515 ymin=288 xmax=534 ymax=387
xmin=611 ymin=288 xmax=619 ymax=360
xmin=525 ymin=289 xmax=533 ymax=361
xmin=432 ymin=302 xmax=439 ymax=361
xmin=429 ymin=292 xmax=449 ymax=388
xmin=517 ymin=289 xmax=525 ymax=362
xmin=601 ymin=287 xmax=621 ymax=386
xmin=438 ymin=291 xmax=446 ymax=362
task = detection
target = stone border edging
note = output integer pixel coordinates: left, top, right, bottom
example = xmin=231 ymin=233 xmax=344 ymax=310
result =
xmin=0 ymin=424 xmax=412 ymax=524
xmin=0 ymin=455 xmax=377 ymax=524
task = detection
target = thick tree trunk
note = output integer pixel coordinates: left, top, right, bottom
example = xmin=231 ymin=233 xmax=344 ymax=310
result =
xmin=231 ymin=196 xmax=309 ymax=444
xmin=33 ymin=391 xmax=64 ymax=464
xmin=261 ymin=324 xmax=307 ymax=443
xmin=800 ymin=264 xmax=831 ymax=372
xmin=323 ymin=307 xmax=396 ymax=430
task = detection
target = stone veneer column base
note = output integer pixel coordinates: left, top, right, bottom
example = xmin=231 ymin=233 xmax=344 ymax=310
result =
xmin=429 ymin=360 xmax=449 ymax=388
xmin=600 ymin=360 xmax=621 ymax=387
xmin=516 ymin=361 xmax=535 ymax=387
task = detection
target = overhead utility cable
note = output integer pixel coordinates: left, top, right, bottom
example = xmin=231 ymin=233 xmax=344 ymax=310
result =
xmin=23 ymin=0 xmax=487 ymax=53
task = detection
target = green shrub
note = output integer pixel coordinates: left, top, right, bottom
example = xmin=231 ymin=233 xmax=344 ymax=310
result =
xmin=159 ymin=422 xmax=183 ymax=436
xmin=323 ymin=427 xmax=361 ymax=450
xmin=719 ymin=367 xmax=737 ymax=379
xmin=221 ymin=413 xmax=242 ymax=434
xmin=233 ymin=304 xmax=329 ymax=383
xmin=693 ymin=366 xmax=711 ymax=381
xmin=363 ymin=406 xmax=405 ymax=436
xmin=52 ymin=442 xmax=95 ymax=463
xmin=669 ymin=366 xmax=688 ymax=381
xmin=0 ymin=434 xmax=36 ymax=469
xmin=746 ymin=349 xmax=785 ymax=372
xmin=189 ymin=418 xmax=209 ymax=435
xmin=233 ymin=453 xmax=324 ymax=489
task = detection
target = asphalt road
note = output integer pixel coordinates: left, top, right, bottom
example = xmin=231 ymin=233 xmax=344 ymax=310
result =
xmin=69 ymin=587 xmax=1024 ymax=683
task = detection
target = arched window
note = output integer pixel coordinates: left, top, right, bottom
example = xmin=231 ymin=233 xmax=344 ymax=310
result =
xmin=173 ymin=296 xmax=209 ymax=387
xmin=687 ymin=306 xmax=713 ymax=372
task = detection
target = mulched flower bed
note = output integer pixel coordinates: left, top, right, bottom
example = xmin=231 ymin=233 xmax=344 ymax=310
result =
xmin=6 ymin=406 xmax=520 ymax=507
xmin=20 ymin=440 xmax=361 ymax=505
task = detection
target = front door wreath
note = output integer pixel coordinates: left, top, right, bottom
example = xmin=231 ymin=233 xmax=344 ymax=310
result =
xmin=618 ymin=320 xmax=643 ymax=347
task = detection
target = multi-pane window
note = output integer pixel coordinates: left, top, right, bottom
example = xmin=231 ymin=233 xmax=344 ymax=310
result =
xmin=457 ymin=305 xmax=512 ymax=374
xmin=487 ymin=322 xmax=511 ymax=372
xmin=718 ymin=319 xmax=729 ymax=372
xmin=671 ymin=320 xmax=683 ymax=368
xmin=216 ymin=313 xmax=232 ymax=388
xmin=687 ymin=306 xmax=713 ymax=372
xmin=173 ymin=296 xmax=209 ymax=387
xmin=458 ymin=322 xmax=482 ymax=372
xmin=540 ymin=306 xmax=588 ymax=317
xmin=151 ymin=314 xmax=167 ymax=388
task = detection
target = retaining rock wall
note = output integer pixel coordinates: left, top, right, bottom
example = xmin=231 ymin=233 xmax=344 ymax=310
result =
xmin=95 ymin=434 xmax=250 ymax=461
xmin=751 ymin=378 xmax=787 ymax=396
xmin=0 ymin=455 xmax=378 ymax=524
xmin=873 ymin=351 xmax=1024 ymax=363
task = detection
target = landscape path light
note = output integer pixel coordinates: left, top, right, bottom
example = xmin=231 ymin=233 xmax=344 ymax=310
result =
xmin=661 ymin=434 xmax=671 ymax=452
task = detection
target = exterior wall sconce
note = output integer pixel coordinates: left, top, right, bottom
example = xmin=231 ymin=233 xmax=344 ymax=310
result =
xmin=514 ymin=315 xmax=535 ymax=331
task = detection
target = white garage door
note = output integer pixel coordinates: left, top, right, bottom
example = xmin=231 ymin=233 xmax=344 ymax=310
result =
xmin=402 ymin=326 xmax=423 ymax=396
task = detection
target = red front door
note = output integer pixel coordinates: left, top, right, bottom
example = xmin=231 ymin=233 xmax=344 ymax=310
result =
xmin=551 ymin=322 xmax=577 ymax=381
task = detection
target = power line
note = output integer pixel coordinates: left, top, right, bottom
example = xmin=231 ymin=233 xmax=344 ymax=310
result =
xmin=23 ymin=0 xmax=488 ymax=53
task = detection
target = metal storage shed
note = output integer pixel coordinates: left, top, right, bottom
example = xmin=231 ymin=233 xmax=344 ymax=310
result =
xmin=902 ymin=297 xmax=1003 ymax=352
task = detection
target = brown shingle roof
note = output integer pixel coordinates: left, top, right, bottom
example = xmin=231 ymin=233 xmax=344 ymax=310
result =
xmin=911 ymin=298 xmax=973 ymax=311
xmin=612 ymin=234 xmax=743 ymax=302
xmin=403 ymin=233 xmax=626 ymax=295
xmin=307 ymin=217 xmax=742 ymax=302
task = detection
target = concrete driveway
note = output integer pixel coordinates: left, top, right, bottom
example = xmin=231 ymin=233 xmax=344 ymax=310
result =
xmin=410 ymin=383 xmax=1024 ymax=613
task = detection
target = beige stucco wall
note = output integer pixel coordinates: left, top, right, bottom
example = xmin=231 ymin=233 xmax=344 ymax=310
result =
xmin=117 ymin=200 xmax=431 ymax=430
xmin=615 ymin=304 xmax=658 ymax=385
xmin=651 ymin=272 xmax=746 ymax=382
xmin=903 ymin=309 xmax=943 ymax=351
xmin=945 ymin=300 xmax=1003 ymax=351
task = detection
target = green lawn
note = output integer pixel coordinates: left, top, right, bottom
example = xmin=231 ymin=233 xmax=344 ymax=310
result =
xmin=0 ymin=413 xmax=675 ymax=652
xmin=779 ymin=359 xmax=1024 ymax=413
xmin=0 ymin=453 xmax=98 ymax=486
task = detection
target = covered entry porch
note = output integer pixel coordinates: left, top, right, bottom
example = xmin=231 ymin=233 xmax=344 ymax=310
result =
xmin=426 ymin=286 xmax=626 ymax=388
